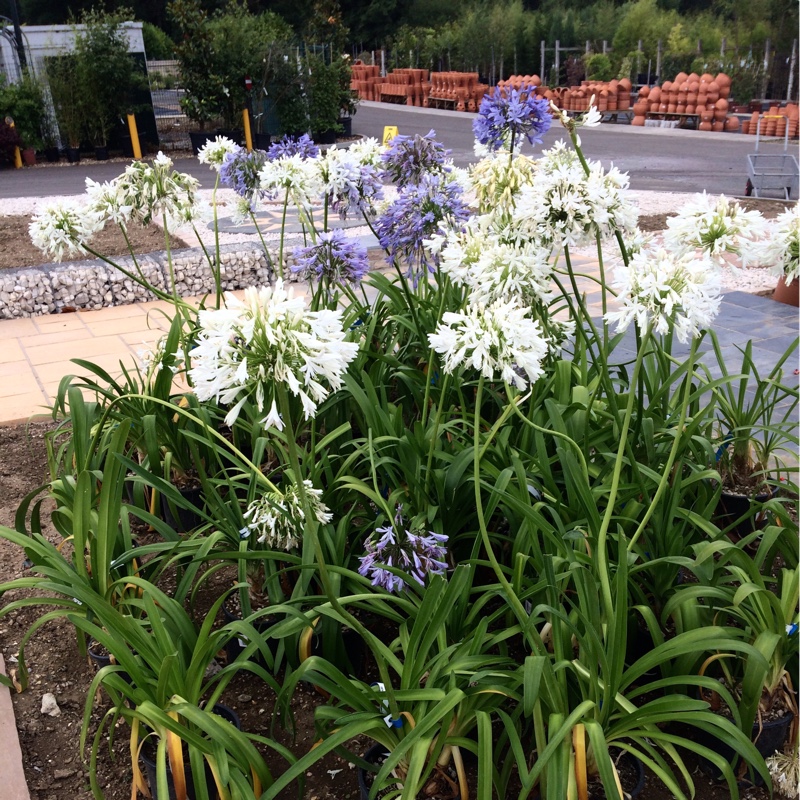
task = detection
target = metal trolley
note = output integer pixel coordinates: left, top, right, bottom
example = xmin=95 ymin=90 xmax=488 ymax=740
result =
xmin=745 ymin=116 xmax=799 ymax=199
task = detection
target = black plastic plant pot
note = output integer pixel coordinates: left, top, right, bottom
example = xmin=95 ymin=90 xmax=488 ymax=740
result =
xmin=607 ymin=751 xmax=646 ymax=798
xmin=65 ymin=147 xmax=80 ymax=163
xmin=357 ymin=745 xmax=392 ymax=800
xmin=94 ymin=145 xmax=109 ymax=161
xmin=87 ymin=638 xmax=133 ymax=685
xmin=699 ymin=709 xmax=795 ymax=785
xmin=357 ymin=743 xmax=466 ymax=800
xmin=160 ymin=486 xmax=203 ymax=533
xmin=140 ymin=704 xmax=240 ymax=800
xmin=44 ymin=146 xmax=60 ymax=163
xmin=188 ymin=131 xmax=216 ymax=156
xmin=715 ymin=486 xmax=777 ymax=541
xmin=253 ymin=132 xmax=271 ymax=150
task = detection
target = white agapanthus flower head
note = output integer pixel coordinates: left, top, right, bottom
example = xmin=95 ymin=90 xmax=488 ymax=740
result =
xmin=28 ymin=199 xmax=104 ymax=262
xmin=258 ymin=153 xmax=322 ymax=210
xmin=241 ymin=480 xmax=332 ymax=550
xmin=469 ymin=152 xmax=537 ymax=217
xmin=347 ymin=136 xmax=384 ymax=166
xmin=197 ymin=136 xmax=241 ymax=171
xmin=428 ymin=298 xmax=549 ymax=390
xmin=138 ymin=336 xmax=183 ymax=382
xmin=85 ymin=178 xmax=134 ymax=227
xmin=605 ymin=248 xmax=722 ymax=343
xmin=512 ymin=140 xmax=638 ymax=248
xmin=757 ymin=205 xmax=800 ymax=284
xmin=437 ymin=217 xmax=555 ymax=307
xmin=188 ymin=280 xmax=359 ymax=427
xmin=663 ymin=192 xmax=768 ymax=265
xmin=109 ymin=153 xmax=206 ymax=232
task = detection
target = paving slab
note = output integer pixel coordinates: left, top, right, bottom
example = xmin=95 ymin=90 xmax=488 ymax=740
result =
xmin=0 ymin=655 xmax=30 ymax=800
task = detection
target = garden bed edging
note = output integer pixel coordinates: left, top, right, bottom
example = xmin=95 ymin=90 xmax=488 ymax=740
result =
xmin=0 ymin=242 xmax=274 ymax=319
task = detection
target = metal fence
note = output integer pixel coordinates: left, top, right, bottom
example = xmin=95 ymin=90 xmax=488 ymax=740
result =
xmin=146 ymin=59 xmax=190 ymax=151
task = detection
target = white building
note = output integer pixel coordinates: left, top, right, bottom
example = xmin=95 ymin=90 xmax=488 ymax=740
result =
xmin=0 ymin=22 xmax=145 ymax=83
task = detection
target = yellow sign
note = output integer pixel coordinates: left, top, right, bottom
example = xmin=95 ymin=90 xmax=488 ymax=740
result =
xmin=382 ymin=125 xmax=399 ymax=146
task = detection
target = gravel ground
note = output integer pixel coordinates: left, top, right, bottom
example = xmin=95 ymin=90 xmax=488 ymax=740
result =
xmin=0 ymin=189 xmax=785 ymax=295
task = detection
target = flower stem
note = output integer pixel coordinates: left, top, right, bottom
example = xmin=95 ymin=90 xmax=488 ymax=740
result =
xmin=211 ymin=173 xmax=222 ymax=308
xmin=595 ymin=324 xmax=652 ymax=619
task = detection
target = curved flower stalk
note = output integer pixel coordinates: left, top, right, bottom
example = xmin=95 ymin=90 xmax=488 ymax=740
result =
xmin=241 ymin=481 xmax=332 ymax=551
xmin=512 ymin=140 xmax=639 ymax=249
xmin=375 ymin=172 xmax=470 ymax=287
xmin=605 ymin=247 xmax=722 ymax=343
xmin=550 ymin=97 xmax=603 ymax=145
xmin=290 ymin=229 xmax=370 ymax=308
xmin=473 ymin=83 xmax=552 ymax=154
xmin=28 ymin=199 xmax=104 ymax=262
xmin=380 ymin=129 xmax=451 ymax=187
xmin=358 ymin=508 xmax=448 ymax=594
xmin=188 ymin=281 xmax=358 ymax=428
xmin=429 ymin=298 xmax=549 ymax=391
xmin=757 ymin=204 xmax=800 ymax=284
xmin=663 ymin=192 xmax=768 ymax=265
xmin=196 ymin=135 xmax=240 ymax=171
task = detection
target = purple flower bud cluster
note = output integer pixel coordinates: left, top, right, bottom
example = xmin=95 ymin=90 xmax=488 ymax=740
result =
xmin=473 ymin=85 xmax=552 ymax=152
xmin=290 ymin=229 xmax=370 ymax=286
xmin=358 ymin=512 xmax=448 ymax=593
xmin=380 ymin=130 xmax=451 ymax=187
xmin=267 ymin=134 xmax=320 ymax=161
xmin=219 ymin=148 xmax=269 ymax=207
xmin=375 ymin=172 xmax=470 ymax=286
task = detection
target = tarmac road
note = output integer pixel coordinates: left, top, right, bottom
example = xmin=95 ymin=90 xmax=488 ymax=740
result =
xmin=0 ymin=99 xmax=795 ymax=199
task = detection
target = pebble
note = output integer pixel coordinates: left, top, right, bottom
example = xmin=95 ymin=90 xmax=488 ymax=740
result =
xmin=53 ymin=769 xmax=75 ymax=780
xmin=237 ymin=693 xmax=252 ymax=703
xmin=40 ymin=693 xmax=61 ymax=717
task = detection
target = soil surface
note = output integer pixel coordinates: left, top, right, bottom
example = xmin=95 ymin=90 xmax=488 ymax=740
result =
xmin=0 ymin=216 xmax=188 ymax=270
xmin=0 ymin=423 xmax=779 ymax=799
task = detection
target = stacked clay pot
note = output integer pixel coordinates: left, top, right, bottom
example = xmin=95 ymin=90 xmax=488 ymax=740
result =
xmin=428 ymin=72 xmax=486 ymax=111
xmin=630 ymin=71 xmax=742 ymax=132
xmin=552 ymin=79 xmax=631 ymax=115
xmin=741 ymin=104 xmax=799 ymax=137
xmin=350 ymin=64 xmax=382 ymax=102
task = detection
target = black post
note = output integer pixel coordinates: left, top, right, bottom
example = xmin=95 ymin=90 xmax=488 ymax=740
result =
xmin=8 ymin=0 xmax=26 ymax=70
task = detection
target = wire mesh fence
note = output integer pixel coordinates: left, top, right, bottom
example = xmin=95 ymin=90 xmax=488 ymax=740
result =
xmin=146 ymin=59 xmax=191 ymax=151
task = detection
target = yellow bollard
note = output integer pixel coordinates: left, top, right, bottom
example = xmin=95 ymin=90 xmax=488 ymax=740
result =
xmin=126 ymin=113 xmax=142 ymax=160
xmin=13 ymin=145 xmax=22 ymax=169
xmin=242 ymin=108 xmax=253 ymax=151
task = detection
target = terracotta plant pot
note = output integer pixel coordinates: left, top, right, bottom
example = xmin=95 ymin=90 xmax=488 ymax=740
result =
xmin=773 ymin=275 xmax=799 ymax=306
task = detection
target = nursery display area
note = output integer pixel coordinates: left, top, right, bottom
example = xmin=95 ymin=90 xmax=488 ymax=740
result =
xmin=0 ymin=85 xmax=798 ymax=800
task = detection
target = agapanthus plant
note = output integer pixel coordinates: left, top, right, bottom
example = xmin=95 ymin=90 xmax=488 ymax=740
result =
xmin=469 ymin=152 xmax=537 ymax=217
xmin=188 ymin=281 xmax=359 ymax=427
xmin=380 ymin=129 xmax=451 ymax=187
xmin=29 ymin=199 xmax=103 ymax=262
xmin=219 ymin=147 xmax=269 ymax=210
xmin=290 ymin=229 xmax=370 ymax=297
xmin=196 ymin=135 xmax=240 ymax=171
xmin=512 ymin=140 xmax=638 ymax=248
xmin=435 ymin=217 xmax=555 ymax=308
xmin=267 ymin=133 xmax=319 ymax=161
xmin=258 ymin=153 xmax=322 ymax=212
xmin=112 ymin=152 xmax=205 ymax=232
xmin=757 ymin=204 xmax=800 ymax=284
xmin=473 ymin=84 xmax=552 ymax=153
xmin=663 ymin=192 xmax=768 ymax=265
xmin=317 ymin=146 xmax=383 ymax=220
xmin=605 ymin=248 xmax=722 ymax=342
xmin=374 ymin=172 xmax=470 ymax=286
xmin=358 ymin=508 xmax=448 ymax=593
xmin=241 ymin=481 xmax=332 ymax=551
xmin=428 ymin=297 xmax=549 ymax=390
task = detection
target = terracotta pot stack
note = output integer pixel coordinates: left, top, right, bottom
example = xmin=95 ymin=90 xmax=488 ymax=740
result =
xmin=740 ymin=104 xmax=799 ymax=137
xmin=350 ymin=64 xmax=382 ymax=101
xmin=550 ymin=78 xmax=632 ymax=114
xmin=630 ymin=71 xmax=741 ymax=131
xmin=428 ymin=72 xmax=486 ymax=112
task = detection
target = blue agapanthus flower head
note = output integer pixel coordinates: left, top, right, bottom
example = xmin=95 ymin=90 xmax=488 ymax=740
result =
xmin=381 ymin=129 xmax=451 ymax=188
xmin=473 ymin=85 xmax=552 ymax=153
xmin=290 ymin=228 xmax=370 ymax=286
xmin=267 ymin=133 xmax=320 ymax=161
xmin=219 ymin=148 xmax=269 ymax=206
xmin=358 ymin=508 xmax=448 ymax=594
xmin=374 ymin=172 xmax=470 ymax=286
